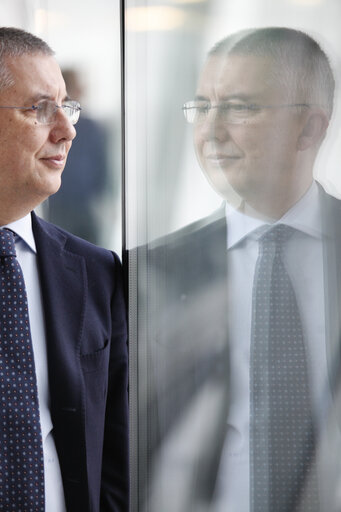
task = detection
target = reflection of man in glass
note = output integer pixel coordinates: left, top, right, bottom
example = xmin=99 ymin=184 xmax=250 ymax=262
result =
xmin=182 ymin=27 xmax=336 ymax=512
xmin=186 ymin=28 xmax=333 ymax=218
xmin=148 ymin=27 xmax=341 ymax=512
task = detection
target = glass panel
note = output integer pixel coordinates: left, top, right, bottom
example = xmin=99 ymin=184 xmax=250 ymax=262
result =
xmin=126 ymin=0 xmax=341 ymax=511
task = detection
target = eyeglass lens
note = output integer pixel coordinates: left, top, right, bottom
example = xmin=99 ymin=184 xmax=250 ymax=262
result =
xmin=36 ymin=100 xmax=81 ymax=125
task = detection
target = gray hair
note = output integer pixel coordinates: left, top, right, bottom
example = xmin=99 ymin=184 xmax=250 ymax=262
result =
xmin=209 ymin=27 xmax=335 ymax=118
xmin=0 ymin=27 xmax=54 ymax=90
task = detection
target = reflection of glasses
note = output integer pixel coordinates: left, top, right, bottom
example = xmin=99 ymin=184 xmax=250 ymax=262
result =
xmin=182 ymin=100 xmax=311 ymax=124
xmin=0 ymin=99 xmax=82 ymax=125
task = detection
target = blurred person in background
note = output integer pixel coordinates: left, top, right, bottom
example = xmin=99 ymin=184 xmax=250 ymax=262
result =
xmin=144 ymin=27 xmax=341 ymax=512
xmin=0 ymin=27 xmax=128 ymax=511
xmin=47 ymin=68 xmax=108 ymax=245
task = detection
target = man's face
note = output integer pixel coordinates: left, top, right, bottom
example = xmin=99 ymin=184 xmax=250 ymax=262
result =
xmin=0 ymin=53 xmax=76 ymax=218
xmin=194 ymin=54 xmax=308 ymax=206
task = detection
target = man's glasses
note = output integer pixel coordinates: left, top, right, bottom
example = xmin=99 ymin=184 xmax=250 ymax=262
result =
xmin=0 ymin=99 xmax=82 ymax=125
xmin=182 ymin=100 xmax=311 ymax=125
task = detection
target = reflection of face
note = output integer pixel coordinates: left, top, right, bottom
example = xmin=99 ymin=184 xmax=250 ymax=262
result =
xmin=194 ymin=54 xmax=308 ymax=206
xmin=0 ymin=53 xmax=76 ymax=221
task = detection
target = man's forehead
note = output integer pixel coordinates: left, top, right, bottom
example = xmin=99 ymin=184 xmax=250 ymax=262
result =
xmin=3 ymin=53 xmax=67 ymax=100
xmin=196 ymin=53 xmax=280 ymax=99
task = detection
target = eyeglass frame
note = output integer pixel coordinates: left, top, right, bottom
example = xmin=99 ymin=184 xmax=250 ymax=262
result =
xmin=182 ymin=100 xmax=314 ymax=125
xmin=0 ymin=99 xmax=82 ymax=125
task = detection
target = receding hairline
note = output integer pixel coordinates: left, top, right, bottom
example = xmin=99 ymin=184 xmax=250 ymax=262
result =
xmin=208 ymin=27 xmax=328 ymax=60
xmin=0 ymin=27 xmax=54 ymax=58
xmin=206 ymin=27 xmax=335 ymax=117
xmin=0 ymin=27 xmax=54 ymax=90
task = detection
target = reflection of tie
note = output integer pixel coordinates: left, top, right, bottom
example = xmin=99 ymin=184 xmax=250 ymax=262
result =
xmin=250 ymin=225 xmax=318 ymax=512
xmin=0 ymin=229 xmax=45 ymax=511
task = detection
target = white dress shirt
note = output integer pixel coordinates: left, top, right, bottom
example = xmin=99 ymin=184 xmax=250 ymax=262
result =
xmin=2 ymin=214 xmax=66 ymax=512
xmin=213 ymin=182 xmax=333 ymax=511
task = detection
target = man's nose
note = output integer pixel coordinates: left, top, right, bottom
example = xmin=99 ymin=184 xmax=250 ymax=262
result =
xmin=198 ymin=107 xmax=231 ymax=141
xmin=49 ymin=109 xmax=76 ymax=143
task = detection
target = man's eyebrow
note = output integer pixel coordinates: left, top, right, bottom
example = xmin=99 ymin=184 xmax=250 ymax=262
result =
xmin=194 ymin=93 xmax=255 ymax=102
xmin=27 ymin=93 xmax=71 ymax=104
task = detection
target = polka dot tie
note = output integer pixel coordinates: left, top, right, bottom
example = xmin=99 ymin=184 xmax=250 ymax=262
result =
xmin=250 ymin=225 xmax=318 ymax=512
xmin=0 ymin=229 xmax=45 ymax=511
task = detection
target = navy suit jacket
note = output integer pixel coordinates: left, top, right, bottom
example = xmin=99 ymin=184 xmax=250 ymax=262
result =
xmin=31 ymin=212 xmax=128 ymax=512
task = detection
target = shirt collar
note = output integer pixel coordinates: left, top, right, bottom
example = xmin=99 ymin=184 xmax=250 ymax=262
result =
xmin=226 ymin=181 xmax=322 ymax=249
xmin=1 ymin=213 xmax=36 ymax=253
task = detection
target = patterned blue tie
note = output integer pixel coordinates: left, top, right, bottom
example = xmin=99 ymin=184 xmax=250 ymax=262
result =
xmin=0 ymin=228 xmax=45 ymax=511
xmin=250 ymin=224 xmax=318 ymax=512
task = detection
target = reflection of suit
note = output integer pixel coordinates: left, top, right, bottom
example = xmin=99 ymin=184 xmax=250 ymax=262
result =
xmin=31 ymin=212 xmax=128 ymax=512
xmin=140 ymin=208 xmax=230 ymax=511
xmin=141 ymin=185 xmax=341 ymax=512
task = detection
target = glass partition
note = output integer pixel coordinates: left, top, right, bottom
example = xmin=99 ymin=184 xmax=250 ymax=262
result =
xmin=125 ymin=1 xmax=341 ymax=511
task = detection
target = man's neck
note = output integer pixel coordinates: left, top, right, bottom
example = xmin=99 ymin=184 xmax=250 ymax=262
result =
xmin=0 ymin=204 xmax=34 ymax=227
xmin=238 ymin=179 xmax=314 ymax=221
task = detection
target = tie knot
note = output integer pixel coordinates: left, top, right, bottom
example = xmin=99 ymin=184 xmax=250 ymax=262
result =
xmin=260 ymin=224 xmax=295 ymax=249
xmin=258 ymin=224 xmax=295 ymax=259
xmin=0 ymin=228 xmax=16 ymax=257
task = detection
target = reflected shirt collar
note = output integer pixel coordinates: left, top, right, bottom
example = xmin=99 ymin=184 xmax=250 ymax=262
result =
xmin=226 ymin=182 xmax=322 ymax=249
xmin=1 ymin=213 xmax=36 ymax=253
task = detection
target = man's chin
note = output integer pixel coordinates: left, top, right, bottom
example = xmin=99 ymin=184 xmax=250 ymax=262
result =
xmin=38 ymin=174 xmax=63 ymax=200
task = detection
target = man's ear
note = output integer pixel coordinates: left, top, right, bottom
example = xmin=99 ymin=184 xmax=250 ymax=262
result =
xmin=297 ymin=110 xmax=329 ymax=151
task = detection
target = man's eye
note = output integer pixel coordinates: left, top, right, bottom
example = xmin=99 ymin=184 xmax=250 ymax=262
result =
xmin=31 ymin=104 xmax=43 ymax=112
xmin=196 ymin=103 xmax=209 ymax=113
xmin=221 ymin=103 xmax=250 ymax=112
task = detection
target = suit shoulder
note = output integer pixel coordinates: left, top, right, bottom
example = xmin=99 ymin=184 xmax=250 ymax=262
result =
xmin=33 ymin=214 xmax=121 ymax=267
xmin=148 ymin=206 xmax=226 ymax=253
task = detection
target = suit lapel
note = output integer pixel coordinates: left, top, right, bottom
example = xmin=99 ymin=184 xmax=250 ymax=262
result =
xmin=315 ymin=187 xmax=341 ymax=508
xmin=31 ymin=212 xmax=88 ymax=500
xmin=32 ymin=212 xmax=86 ymax=389
xmin=319 ymin=189 xmax=341 ymax=396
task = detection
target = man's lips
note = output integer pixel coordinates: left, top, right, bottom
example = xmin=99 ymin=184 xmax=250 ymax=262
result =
xmin=40 ymin=154 xmax=66 ymax=167
xmin=205 ymin=153 xmax=241 ymax=162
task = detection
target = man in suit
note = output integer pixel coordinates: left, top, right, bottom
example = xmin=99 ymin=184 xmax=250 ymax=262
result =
xmin=0 ymin=27 xmax=128 ymax=511
xmin=143 ymin=27 xmax=341 ymax=511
